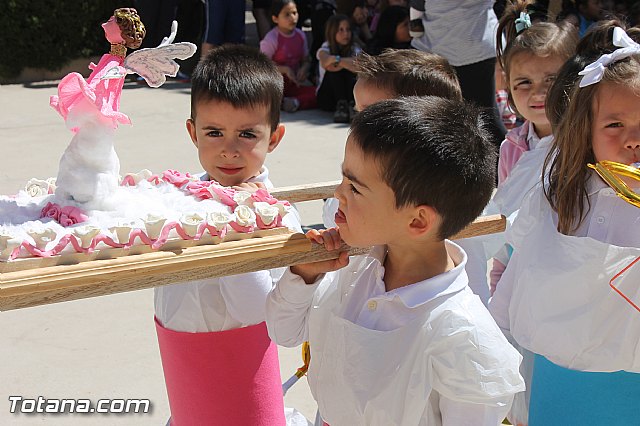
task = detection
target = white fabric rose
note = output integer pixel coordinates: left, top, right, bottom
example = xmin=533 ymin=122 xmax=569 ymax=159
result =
xmin=234 ymin=205 xmax=256 ymax=227
xmin=233 ymin=191 xmax=253 ymax=206
xmin=180 ymin=213 xmax=204 ymax=237
xmin=25 ymin=178 xmax=52 ymax=197
xmin=27 ymin=227 xmax=58 ymax=250
xmin=207 ymin=211 xmax=232 ymax=231
xmin=254 ymin=202 xmax=280 ymax=226
xmin=73 ymin=225 xmax=101 ymax=248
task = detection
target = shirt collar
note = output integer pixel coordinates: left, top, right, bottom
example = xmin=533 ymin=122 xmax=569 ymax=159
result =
xmin=586 ymin=166 xmax=640 ymax=196
xmin=526 ymin=121 xmax=554 ymax=151
xmin=366 ymin=241 xmax=469 ymax=308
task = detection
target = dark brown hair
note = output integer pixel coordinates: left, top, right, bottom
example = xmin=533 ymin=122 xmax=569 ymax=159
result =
xmin=496 ymin=0 xmax=577 ymax=115
xmin=544 ymin=20 xmax=640 ymax=234
xmin=190 ymin=45 xmax=284 ymax=131
xmin=324 ymin=14 xmax=357 ymax=57
xmin=354 ymin=49 xmax=462 ymax=100
xmin=350 ymin=96 xmax=496 ymax=239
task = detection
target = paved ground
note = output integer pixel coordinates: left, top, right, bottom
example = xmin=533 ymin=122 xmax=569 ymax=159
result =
xmin=0 ymin=73 xmax=346 ymax=424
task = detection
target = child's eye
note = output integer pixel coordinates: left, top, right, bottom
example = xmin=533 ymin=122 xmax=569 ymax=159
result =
xmin=515 ymin=81 xmax=531 ymax=89
xmin=349 ymin=184 xmax=360 ymax=195
xmin=239 ymin=131 xmax=257 ymax=139
xmin=206 ymin=130 xmax=223 ymax=137
xmin=545 ymin=75 xmax=557 ymax=84
xmin=605 ymin=122 xmax=623 ymax=128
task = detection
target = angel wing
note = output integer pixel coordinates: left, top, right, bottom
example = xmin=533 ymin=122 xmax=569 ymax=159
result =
xmin=124 ymin=42 xmax=197 ymax=87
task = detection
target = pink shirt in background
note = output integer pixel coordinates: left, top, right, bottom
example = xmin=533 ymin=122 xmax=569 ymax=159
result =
xmin=260 ymin=27 xmax=308 ymax=73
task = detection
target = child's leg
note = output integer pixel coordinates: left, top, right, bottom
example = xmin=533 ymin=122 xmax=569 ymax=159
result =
xmin=317 ymin=70 xmax=356 ymax=111
xmin=291 ymin=84 xmax=317 ymax=110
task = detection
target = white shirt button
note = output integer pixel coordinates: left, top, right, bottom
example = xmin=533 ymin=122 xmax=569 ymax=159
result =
xmin=596 ymin=216 xmax=605 ymax=224
xmin=367 ymin=300 xmax=377 ymax=311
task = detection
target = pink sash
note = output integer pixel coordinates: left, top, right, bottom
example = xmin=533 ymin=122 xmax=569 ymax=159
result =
xmin=155 ymin=318 xmax=286 ymax=426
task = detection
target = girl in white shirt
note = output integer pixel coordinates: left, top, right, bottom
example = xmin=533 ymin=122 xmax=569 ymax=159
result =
xmin=316 ymin=14 xmax=362 ymax=123
xmin=489 ymin=20 xmax=640 ymax=426
xmin=489 ymin=1 xmax=578 ymax=294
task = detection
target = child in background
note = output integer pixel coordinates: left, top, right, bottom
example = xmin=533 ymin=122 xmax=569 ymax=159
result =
xmin=489 ymin=21 xmax=640 ymax=426
xmin=266 ymin=96 xmax=524 ymax=425
xmin=322 ymin=48 xmax=462 ymax=227
xmin=260 ymin=0 xmax=317 ymax=113
xmin=369 ymin=0 xmax=408 ymax=33
xmin=365 ymin=6 xmax=412 ymax=55
xmin=154 ymin=45 xmax=303 ymax=425
xmin=316 ymin=14 xmax=362 ymax=123
xmin=489 ymin=1 xmax=577 ymax=294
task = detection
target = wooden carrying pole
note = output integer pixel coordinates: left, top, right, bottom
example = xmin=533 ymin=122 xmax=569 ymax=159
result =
xmin=0 ymin=181 xmax=505 ymax=311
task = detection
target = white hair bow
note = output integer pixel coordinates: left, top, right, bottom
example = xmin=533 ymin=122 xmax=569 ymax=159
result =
xmin=578 ymin=27 xmax=640 ymax=87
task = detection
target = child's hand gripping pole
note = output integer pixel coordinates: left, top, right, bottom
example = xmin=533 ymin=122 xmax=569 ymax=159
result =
xmin=291 ymin=228 xmax=351 ymax=284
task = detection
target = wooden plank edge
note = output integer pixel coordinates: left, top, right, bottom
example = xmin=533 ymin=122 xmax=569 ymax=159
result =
xmin=0 ymin=214 xmax=504 ymax=311
xmin=270 ymin=181 xmax=340 ymax=203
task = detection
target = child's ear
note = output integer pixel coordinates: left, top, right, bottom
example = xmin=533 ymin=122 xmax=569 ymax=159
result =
xmin=267 ymin=124 xmax=286 ymax=153
xmin=407 ymin=205 xmax=438 ymax=238
xmin=186 ymin=118 xmax=198 ymax=148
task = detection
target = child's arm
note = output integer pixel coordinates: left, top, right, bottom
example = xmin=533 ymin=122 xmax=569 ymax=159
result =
xmin=278 ymin=64 xmax=299 ymax=85
xmin=296 ymin=56 xmax=311 ymax=84
xmin=291 ymin=228 xmax=349 ymax=284
xmin=265 ymin=228 xmax=349 ymax=346
xmin=489 ymin=244 xmax=510 ymax=295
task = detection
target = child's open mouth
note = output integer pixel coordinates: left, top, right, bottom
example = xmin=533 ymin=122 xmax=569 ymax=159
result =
xmin=335 ymin=208 xmax=346 ymax=224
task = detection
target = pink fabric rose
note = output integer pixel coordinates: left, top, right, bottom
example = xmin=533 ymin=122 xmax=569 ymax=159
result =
xmin=162 ymin=169 xmax=192 ymax=188
xmin=40 ymin=203 xmax=88 ymax=226
xmin=251 ymin=189 xmax=278 ymax=205
xmin=209 ymin=185 xmax=237 ymax=207
xmin=58 ymin=214 xmax=75 ymax=227
xmin=60 ymin=205 xmax=88 ymax=225
xmin=41 ymin=202 xmax=61 ymax=220
xmin=185 ymin=180 xmax=213 ymax=200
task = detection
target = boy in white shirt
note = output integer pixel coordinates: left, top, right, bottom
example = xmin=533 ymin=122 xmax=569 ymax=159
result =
xmin=154 ymin=44 xmax=302 ymax=425
xmin=266 ymin=96 xmax=525 ymax=425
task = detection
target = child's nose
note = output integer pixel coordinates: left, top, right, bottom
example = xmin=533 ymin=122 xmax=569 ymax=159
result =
xmin=334 ymin=179 xmax=347 ymax=202
xmin=627 ymin=127 xmax=640 ymax=150
xmin=533 ymin=83 xmax=548 ymax=98
xmin=220 ymin=144 xmax=239 ymax=158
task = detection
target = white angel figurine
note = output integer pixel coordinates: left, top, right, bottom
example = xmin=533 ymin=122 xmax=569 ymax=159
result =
xmin=49 ymin=8 xmax=196 ymax=209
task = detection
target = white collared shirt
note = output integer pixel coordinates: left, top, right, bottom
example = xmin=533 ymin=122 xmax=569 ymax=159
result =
xmin=267 ymin=241 xmax=524 ymax=425
xmin=573 ymin=175 xmax=640 ymax=245
xmin=525 ymin=120 xmax=553 ymax=152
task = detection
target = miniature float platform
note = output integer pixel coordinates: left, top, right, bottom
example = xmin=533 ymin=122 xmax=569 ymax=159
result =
xmin=0 ymin=181 xmax=505 ymax=311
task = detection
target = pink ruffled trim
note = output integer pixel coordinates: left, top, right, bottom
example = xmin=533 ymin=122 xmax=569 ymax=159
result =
xmin=7 ymin=170 xmax=288 ymax=260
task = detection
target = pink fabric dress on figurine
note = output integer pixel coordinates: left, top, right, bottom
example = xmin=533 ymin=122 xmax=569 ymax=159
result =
xmin=49 ymin=53 xmax=131 ymax=131
xmin=50 ymin=15 xmax=131 ymax=131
